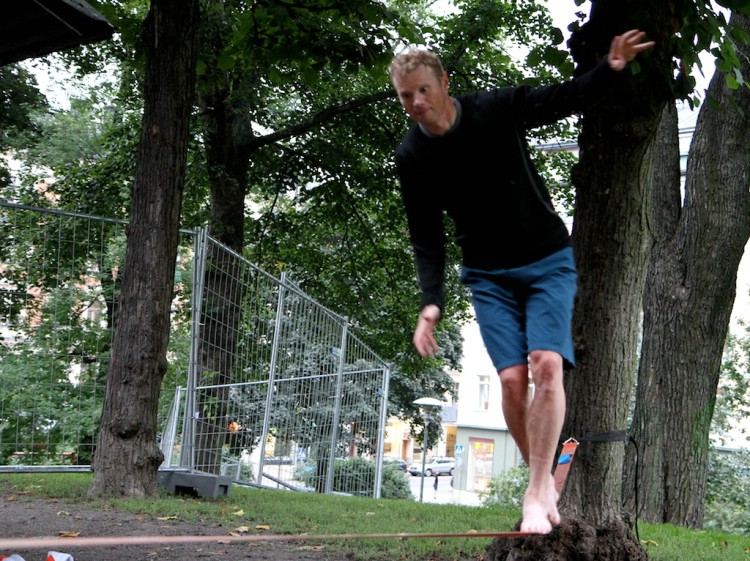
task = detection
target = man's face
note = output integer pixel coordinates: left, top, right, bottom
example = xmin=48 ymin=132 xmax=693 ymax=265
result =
xmin=392 ymin=64 xmax=451 ymax=131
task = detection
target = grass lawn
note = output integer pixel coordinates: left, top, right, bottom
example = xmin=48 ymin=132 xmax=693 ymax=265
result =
xmin=1 ymin=473 xmax=749 ymax=560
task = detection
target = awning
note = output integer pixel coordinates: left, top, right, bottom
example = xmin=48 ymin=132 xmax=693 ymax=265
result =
xmin=1 ymin=0 xmax=115 ymax=66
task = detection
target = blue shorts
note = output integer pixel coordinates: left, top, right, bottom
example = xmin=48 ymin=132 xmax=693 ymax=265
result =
xmin=460 ymin=246 xmax=577 ymax=372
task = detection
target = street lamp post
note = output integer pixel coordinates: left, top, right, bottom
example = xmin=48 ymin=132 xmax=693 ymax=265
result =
xmin=413 ymin=397 xmax=445 ymax=503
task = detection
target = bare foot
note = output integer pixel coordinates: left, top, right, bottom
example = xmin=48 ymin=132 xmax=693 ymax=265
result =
xmin=520 ymin=477 xmax=560 ymax=534
xmin=521 ymin=499 xmax=553 ymax=534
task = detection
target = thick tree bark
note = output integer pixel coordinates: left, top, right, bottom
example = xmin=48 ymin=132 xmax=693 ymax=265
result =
xmin=203 ymin=76 xmax=250 ymax=252
xmin=619 ymin=100 xmax=682 ymax=523
xmin=625 ymin=12 xmax=750 ymax=528
xmin=89 ymin=0 xmax=199 ymax=497
xmin=561 ymin=74 xmax=662 ymax=531
xmin=561 ymin=1 xmax=668 ymax=528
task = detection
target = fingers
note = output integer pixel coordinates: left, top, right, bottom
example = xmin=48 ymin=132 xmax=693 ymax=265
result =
xmin=608 ymin=28 xmax=655 ymax=71
xmin=413 ymin=317 xmax=440 ymax=357
xmin=413 ymin=331 xmax=439 ymax=356
xmin=621 ymin=29 xmax=648 ymax=43
xmin=619 ymin=29 xmax=655 ymax=53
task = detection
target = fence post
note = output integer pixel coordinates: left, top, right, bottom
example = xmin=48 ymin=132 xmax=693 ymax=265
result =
xmin=325 ymin=319 xmax=349 ymax=494
xmin=257 ymin=271 xmax=287 ymax=484
xmin=373 ymin=366 xmax=391 ymax=499
xmin=159 ymin=386 xmax=184 ymax=469
xmin=180 ymin=227 xmax=208 ymax=471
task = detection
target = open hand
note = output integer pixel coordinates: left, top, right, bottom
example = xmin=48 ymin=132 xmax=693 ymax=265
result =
xmin=413 ymin=305 xmax=440 ymax=357
xmin=608 ymin=29 xmax=655 ymax=71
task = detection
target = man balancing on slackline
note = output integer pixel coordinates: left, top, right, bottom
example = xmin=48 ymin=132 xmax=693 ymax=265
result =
xmin=389 ymin=29 xmax=654 ymax=534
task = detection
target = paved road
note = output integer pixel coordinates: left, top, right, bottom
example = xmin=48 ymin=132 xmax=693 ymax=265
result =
xmin=408 ymin=472 xmax=455 ymax=503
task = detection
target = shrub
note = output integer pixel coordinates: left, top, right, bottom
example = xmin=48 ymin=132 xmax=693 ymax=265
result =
xmin=294 ymin=457 xmax=414 ymax=500
xmin=706 ymin=448 xmax=750 ymax=509
xmin=704 ymin=502 xmax=750 ymax=536
xmin=704 ymin=448 xmax=750 ymax=534
xmin=479 ymin=465 xmax=528 ymax=508
xmin=331 ymin=456 xmax=374 ymax=494
xmin=381 ymin=464 xmax=413 ymax=500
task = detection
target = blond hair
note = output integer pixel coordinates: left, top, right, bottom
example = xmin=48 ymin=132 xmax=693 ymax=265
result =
xmin=389 ymin=47 xmax=444 ymax=82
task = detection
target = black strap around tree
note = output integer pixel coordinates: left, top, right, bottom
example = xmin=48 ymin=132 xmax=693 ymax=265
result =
xmin=565 ymin=429 xmax=630 ymax=443
xmin=558 ymin=430 xmax=641 ymax=542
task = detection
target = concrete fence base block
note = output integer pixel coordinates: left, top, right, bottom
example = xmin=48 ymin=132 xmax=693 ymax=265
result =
xmin=157 ymin=470 xmax=232 ymax=498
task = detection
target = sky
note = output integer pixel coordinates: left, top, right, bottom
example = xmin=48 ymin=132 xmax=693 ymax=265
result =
xmin=545 ymin=0 xmax=586 ymax=35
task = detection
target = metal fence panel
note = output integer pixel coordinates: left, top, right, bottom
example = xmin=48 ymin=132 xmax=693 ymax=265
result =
xmin=0 ymin=202 xmax=389 ymax=498
xmin=0 ymin=204 xmax=124 ymax=467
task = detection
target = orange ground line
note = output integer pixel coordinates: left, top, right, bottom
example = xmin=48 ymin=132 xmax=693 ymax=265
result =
xmin=0 ymin=531 xmax=533 ymax=550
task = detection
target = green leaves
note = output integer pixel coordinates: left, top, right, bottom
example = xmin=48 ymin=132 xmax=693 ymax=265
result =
xmin=226 ymin=0 xmax=403 ymax=79
xmin=217 ymin=51 xmax=237 ymax=71
xmin=670 ymin=2 xmax=750 ymax=99
xmin=0 ymin=65 xmax=47 ymax=152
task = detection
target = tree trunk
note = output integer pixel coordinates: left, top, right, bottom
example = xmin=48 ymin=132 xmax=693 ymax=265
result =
xmin=488 ymin=3 xmax=672 ymax=559
xmin=553 ymin=69 xmax=662 ymax=560
xmin=191 ymin=31 xmax=254 ymax=473
xmin=89 ymin=0 xmax=199 ymax=497
xmin=619 ymin=100 xmax=681 ymax=524
xmin=563 ymin=0 xmax=666 ymax=525
xmin=625 ymin=12 xmax=750 ymax=528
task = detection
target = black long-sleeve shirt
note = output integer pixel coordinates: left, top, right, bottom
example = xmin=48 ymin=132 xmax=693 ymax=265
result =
xmin=395 ymin=58 xmax=619 ymax=312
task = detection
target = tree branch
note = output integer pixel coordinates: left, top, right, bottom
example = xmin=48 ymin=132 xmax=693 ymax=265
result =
xmin=247 ymin=88 xmax=395 ymax=151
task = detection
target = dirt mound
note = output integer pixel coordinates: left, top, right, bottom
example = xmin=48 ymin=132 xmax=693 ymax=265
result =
xmin=485 ymin=516 xmax=647 ymax=561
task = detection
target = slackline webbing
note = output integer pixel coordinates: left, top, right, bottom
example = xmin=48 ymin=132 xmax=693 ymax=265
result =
xmin=0 ymin=531 xmax=533 ymax=550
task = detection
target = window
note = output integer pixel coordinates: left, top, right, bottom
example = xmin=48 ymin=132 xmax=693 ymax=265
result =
xmin=468 ymin=438 xmax=494 ymax=492
xmin=478 ymin=375 xmax=490 ymax=411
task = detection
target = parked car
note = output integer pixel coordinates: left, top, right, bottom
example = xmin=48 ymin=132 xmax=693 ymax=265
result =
xmin=382 ymin=457 xmax=408 ymax=472
xmin=408 ymin=456 xmax=455 ymax=476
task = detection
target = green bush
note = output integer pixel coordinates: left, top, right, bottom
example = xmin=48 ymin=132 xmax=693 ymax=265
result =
xmin=706 ymin=448 xmax=750 ymax=509
xmin=704 ymin=502 xmax=750 ymax=536
xmin=704 ymin=448 xmax=750 ymax=534
xmin=381 ymin=464 xmax=413 ymax=500
xmin=332 ymin=456 xmax=375 ymax=495
xmin=294 ymin=457 xmax=414 ymax=500
xmin=479 ymin=465 xmax=528 ymax=508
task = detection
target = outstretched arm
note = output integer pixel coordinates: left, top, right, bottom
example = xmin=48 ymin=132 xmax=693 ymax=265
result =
xmin=608 ymin=29 xmax=655 ymax=71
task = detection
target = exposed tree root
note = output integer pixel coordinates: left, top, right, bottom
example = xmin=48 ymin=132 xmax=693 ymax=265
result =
xmin=485 ymin=515 xmax=648 ymax=561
